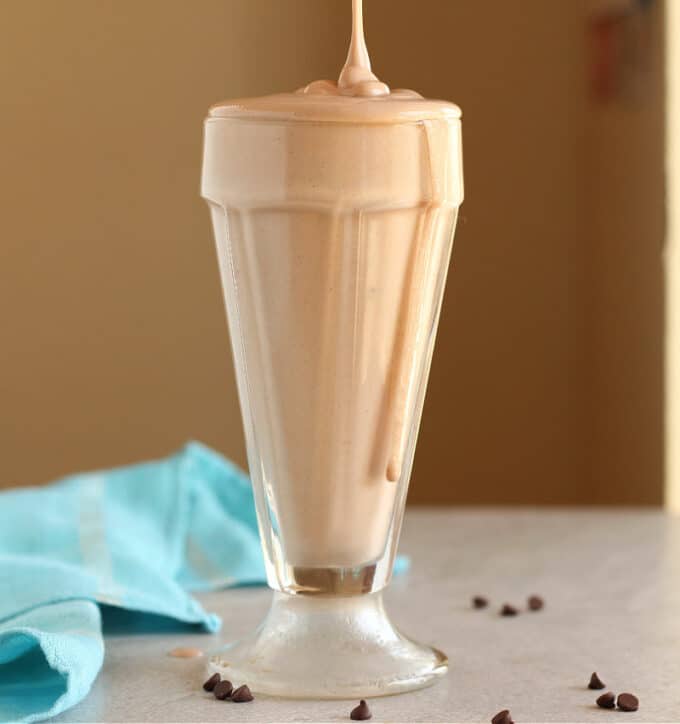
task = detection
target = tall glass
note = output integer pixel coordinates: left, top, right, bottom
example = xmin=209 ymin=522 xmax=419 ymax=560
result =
xmin=201 ymin=105 xmax=463 ymax=697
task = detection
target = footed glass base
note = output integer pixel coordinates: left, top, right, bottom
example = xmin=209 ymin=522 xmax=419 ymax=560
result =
xmin=207 ymin=591 xmax=447 ymax=699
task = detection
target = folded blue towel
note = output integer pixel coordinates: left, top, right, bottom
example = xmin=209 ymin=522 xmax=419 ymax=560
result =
xmin=0 ymin=443 xmax=408 ymax=722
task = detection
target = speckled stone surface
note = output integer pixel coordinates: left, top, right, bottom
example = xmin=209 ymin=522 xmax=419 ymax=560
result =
xmin=50 ymin=509 xmax=680 ymax=723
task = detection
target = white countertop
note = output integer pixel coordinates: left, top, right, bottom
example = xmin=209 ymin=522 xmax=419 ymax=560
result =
xmin=51 ymin=509 xmax=680 ymax=723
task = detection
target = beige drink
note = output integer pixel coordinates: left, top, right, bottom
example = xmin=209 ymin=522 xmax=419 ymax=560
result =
xmin=203 ymin=0 xmax=463 ymax=698
xmin=202 ymin=0 xmax=462 ymax=581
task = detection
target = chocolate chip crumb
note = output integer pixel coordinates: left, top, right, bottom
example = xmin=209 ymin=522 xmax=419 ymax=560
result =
xmin=350 ymin=700 xmax=372 ymax=721
xmin=588 ymin=672 xmax=606 ymax=690
xmin=213 ymin=679 xmax=233 ymax=700
xmin=500 ymin=604 xmax=518 ymax=616
xmin=203 ymin=673 xmax=220 ymax=692
xmin=231 ymin=684 xmax=254 ymax=703
xmin=617 ymin=693 xmax=639 ymax=712
xmin=527 ymin=595 xmax=544 ymax=611
xmin=491 ymin=709 xmax=514 ymax=724
xmin=596 ymin=692 xmax=616 ymax=709
xmin=473 ymin=596 xmax=489 ymax=609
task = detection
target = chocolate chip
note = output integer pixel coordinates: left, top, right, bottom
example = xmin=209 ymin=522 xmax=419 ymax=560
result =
xmin=527 ymin=595 xmax=544 ymax=611
xmin=596 ymin=692 xmax=616 ymax=709
xmin=617 ymin=693 xmax=639 ymax=712
xmin=231 ymin=684 xmax=254 ymax=703
xmin=588 ymin=672 xmax=606 ymax=690
xmin=203 ymin=673 xmax=220 ymax=692
xmin=473 ymin=596 xmax=489 ymax=609
xmin=491 ymin=709 xmax=514 ymax=724
xmin=213 ymin=680 xmax=233 ymax=700
xmin=500 ymin=604 xmax=518 ymax=616
xmin=350 ymin=700 xmax=372 ymax=720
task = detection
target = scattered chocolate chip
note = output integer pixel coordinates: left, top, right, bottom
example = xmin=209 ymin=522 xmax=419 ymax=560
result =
xmin=203 ymin=673 xmax=221 ymax=692
xmin=231 ymin=684 xmax=254 ymax=703
xmin=491 ymin=709 xmax=514 ymax=724
xmin=213 ymin=680 xmax=233 ymax=700
xmin=500 ymin=604 xmax=518 ymax=616
xmin=596 ymin=692 xmax=616 ymax=709
xmin=350 ymin=700 xmax=372 ymax=721
xmin=588 ymin=672 xmax=606 ymax=690
xmin=473 ymin=596 xmax=489 ymax=609
xmin=527 ymin=595 xmax=544 ymax=611
xmin=617 ymin=693 xmax=639 ymax=712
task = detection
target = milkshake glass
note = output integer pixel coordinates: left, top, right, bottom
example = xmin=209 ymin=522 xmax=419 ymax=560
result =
xmin=201 ymin=4 xmax=463 ymax=698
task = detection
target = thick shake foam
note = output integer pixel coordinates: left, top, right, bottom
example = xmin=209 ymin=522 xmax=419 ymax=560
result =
xmin=202 ymin=0 xmax=463 ymax=574
xmin=209 ymin=0 xmax=460 ymax=123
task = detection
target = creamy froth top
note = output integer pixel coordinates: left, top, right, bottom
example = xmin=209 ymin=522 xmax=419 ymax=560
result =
xmin=208 ymin=0 xmax=461 ymax=124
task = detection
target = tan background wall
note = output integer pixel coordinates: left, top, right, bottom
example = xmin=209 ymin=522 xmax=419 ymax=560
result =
xmin=0 ymin=0 xmax=665 ymax=504
xmin=668 ymin=0 xmax=680 ymax=511
xmin=585 ymin=2 xmax=666 ymax=505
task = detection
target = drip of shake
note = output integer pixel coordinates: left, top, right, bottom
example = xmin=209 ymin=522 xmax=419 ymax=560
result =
xmin=336 ymin=0 xmax=389 ymax=96
xmin=221 ymin=0 xmax=446 ymax=119
xmin=167 ymin=647 xmax=204 ymax=659
xmin=202 ymin=1 xmax=463 ymax=571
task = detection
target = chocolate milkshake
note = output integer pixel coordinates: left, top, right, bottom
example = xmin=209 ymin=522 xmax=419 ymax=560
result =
xmin=202 ymin=0 xmax=463 ymax=697
xmin=202 ymin=0 xmax=462 ymax=586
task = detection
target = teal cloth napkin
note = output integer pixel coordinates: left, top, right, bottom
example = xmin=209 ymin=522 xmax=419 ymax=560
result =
xmin=0 ymin=442 xmax=261 ymax=723
xmin=0 ymin=443 xmax=408 ymax=723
